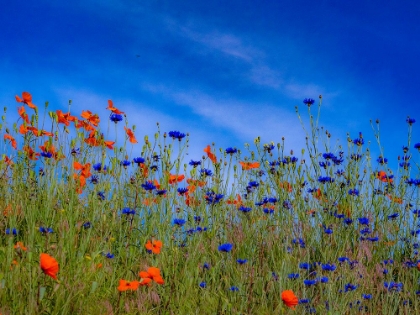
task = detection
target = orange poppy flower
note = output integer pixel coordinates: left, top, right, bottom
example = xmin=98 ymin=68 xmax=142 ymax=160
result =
xmin=226 ymin=194 xmax=243 ymax=208
xmin=139 ymin=278 xmax=152 ymax=286
xmin=4 ymin=134 xmax=17 ymax=149
xmin=278 ymin=181 xmax=293 ymax=193
xmin=186 ymin=178 xmax=206 ymax=187
xmin=139 ymin=163 xmax=149 ymax=177
xmin=18 ymin=106 xmax=30 ymax=124
xmin=75 ymin=120 xmax=95 ymax=132
xmin=15 ymin=91 xmax=36 ymax=109
xmin=56 ymin=110 xmax=76 ymax=126
xmin=387 ymin=194 xmax=403 ymax=204
xmin=107 ymin=100 xmax=125 ymax=115
xmin=74 ymin=161 xmax=92 ymax=178
xmin=23 ymin=146 xmax=40 ymax=160
xmin=169 ymin=174 xmax=185 ymax=184
xmin=145 ymin=240 xmax=163 ymax=254
xmin=281 ymin=290 xmax=298 ymax=309
xmin=103 ymin=140 xmax=115 ymax=150
xmin=139 ymin=267 xmax=164 ymax=285
xmin=239 ymin=161 xmax=260 ymax=170
xmin=124 ymin=126 xmax=137 ymax=144
xmin=3 ymin=156 xmax=13 ymax=166
xmin=14 ymin=241 xmax=27 ymax=251
xmin=117 ymin=279 xmax=140 ymax=292
xmin=204 ymin=145 xmax=217 ymax=163
xmin=40 ymin=253 xmax=59 ymax=279
xmin=377 ymin=171 xmax=393 ymax=183
xmin=185 ymin=194 xmax=200 ymax=207
xmin=80 ymin=110 xmax=100 ymax=127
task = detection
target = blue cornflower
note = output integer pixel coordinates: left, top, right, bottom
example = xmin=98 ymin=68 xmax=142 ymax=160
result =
xmin=121 ymin=207 xmax=135 ymax=215
xmin=323 ymin=152 xmax=335 ymax=160
xmin=229 ymin=286 xmax=239 ymax=291
xmin=362 ymin=294 xmax=372 ymax=300
xmin=225 ymin=147 xmax=238 ymax=154
xmin=415 ymin=143 xmax=420 ymax=151
xmin=360 ymin=228 xmax=372 ymax=235
xmin=288 ymin=273 xmax=300 ymax=279
xmin=344 ymin=283 xmax=358 ymax=292
xmin=237 ymin=259 xmax=248 ymax=265
xmin=367 ymin=237 xmax=379 ymax=242
xmin=384 ymin=281 xmax=403 ymax=292
xmin=93 ymin=163 xmax=107 ymax=172
xmin=41 ymin=151 xmax=52 ymax=158
xmin=173 ymin=218 xmax=186 ymax=226
xmin=407 ymin=117 xmax=416 ymax=125
xmin=110 ymin=113 xmax=123 ymax=123
xmin=335 ymin=169 xmax=345 ymax=176
xmin=203 ymin=263 xmax=210 ymax=269
xmin=97 ymin=191 xmax=105 ymax=200
xmin=177 ymin=187 xmax=188 ymax=195
xmin=344 ymin=218 xmax=353 ymax=225
xmin=199 ymin=282 xmax=206 ymax=288
xmin=195 ymin=226 xmax=207 ymax=232
xmin=400 ymin=162 xmax=410 ymax=169
xmin=39 ymin=227 xmax=53 ymax=234
xmin=71 ymin=147 xmax=81 ymax=156
xmin=200 ymin=168 xmax=213 ymax=177
xmin=319 ymin=276 xmax=329 ymax=283
xmin=299 ymin=299 xmax=310 ymax=304
xmin=322 ymin=263 xmax=337 ymax=272
xmin=263 ymin=143 xmax=275 ymax=153
xmin=299 ymin=262 xmax=312 ymax=270
xmin=263 ymin=208 xmax=274 ymax=214
xmin=90 ymin=175 xmax=99 ymax=184
xmin=358 ymin=217 xmax=369 ymax=225
xmin=218 ymin=243 xmax=233 ymax=252
xmin=348 ymin=188 xmax=359 ymax=196
xmin=293 ymin=238 xmax=306 ymax=248
xmin=5 ymin=228 xmax=18 ymax=235
xmin=83 ymin=221 xmax=91 ymax=229
xmin=120 ymin=160 xmax=131 ymax=168
xmin=268 ymin=197 xmax=278 ymax=204
xmin=303 ymin=98 xmax=315 ymax=106
xmin=318 ymin=176 xmax=334 ymax=184
xmin=105 ymin=252 xmax=114 ymax=259
xmin=323 ymin=227 xmax=333 ymax=234
xmin=155 ymin=189 xmax=167 ymax=196
xmin=168 ymin=131 xmax=186 ymax=141
xmin=332 ymin=157 xmax=344 ymax=165
xmin=350 ymin=153 xmax=362 ymax=161
xmin=248 ymin=181 xmax=259 ymax=188
xmin=238 ymin=206 xmax=252 ymax=213
xmin=388 ymin=213 xmax=399 ymax=220
xmin=205 ymin=191 xmax=223 ymax=204
xmin=304 ymin=279 xmax=317 ymax=286
xmin=353 ymin=135 xmax=364 ymax=146
xmin=338 ymin=257 xmax=350 ymax=263
xmin=377 ymin=156 xmax=388 ymax=164
xmin=334 ymin=212 xmax=345 ymax=219
xmin=189 ymin=160 xmax=201 ymax=167
xmin=319 ymin=161 xmax=331 ymax=168
xmin=142 ymin=181 xmax=156 ymax=191
xmin=150 ymin=164 xmax=159 ymax=170
xmin=133 ymin=157 xmax=145 ymax=165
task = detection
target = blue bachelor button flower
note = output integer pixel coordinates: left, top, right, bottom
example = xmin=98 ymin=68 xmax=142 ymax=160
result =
xmin=71 ymin=147 xmax=80 ymax=156
xmin=238 ymin=206 xmax=252 ymax=213
xmin=248 ymin=181 xmax=259 ymax=188
xmin=41 ymin=151 xmax=52 ymax=158
xmin=93 ymin=163 xmax=107 ymax=172
xmin=299 ymin=299 xmax=310 ymax=304
xmin=200 ymin=168 xmax=213 ymax=176
xmin=168 ymin=131 xmax=186 ymax=141
xmin=399 ymin=162 xmax=410 ymax=169
xmin=173 ymin=218 xmax=186 ymax=226
xmin=120 ymin=160 xmax=131 ymax=168
xmin=406 ymin=117 xmax=416 ymax=125
xmin=218 ymin=243 xmax=233 ymax=252
xmin=237 ymin=259 xmax=248 ymax=265
xmin=344 ymin=283 xmax=358 ymax=292
xmin=199 ymin=282 xmax=206 ymax=288
xmin=320 ymin=276 xmax=329 ymax=283
xmin=105 ymin=252 xmax=114 ymax=259
xmin=321 ymin=263 xmax=336 ymax=272
xmin=268 ymin=197 xmax=278 ymax=204
xmin=415 ymin=143 xmax=420 ymax=151
xmin=5 ymin=228 xmax=18 ymax=235
xmin=350 ymin=153 xmax=362 ymax=161
xmin=155 ymin=189 xmax=167 ymax=196
xmin=304 ymin=279 xmax=317 ymax=286
xmin=83 ymin=221 xmax=91 ymax=229
xmin=338 ymin=257 xmax=350 ymax=263
xmin=303 ymin=98 xmax=315 ymax=106
xmin=90 ymin=175 xmax=99 ymax=184
xmin=377 ymin=156 xmax=388 ymax=164
xmin=367 ymin=237 xmax=379 ymax=242
xmin=299 ymin=262 xmax=312 ymax=270
xmin=362 ymin=294 xmax=372 ymax=299
xmin=348 ymin=188 xmax=359 ymax=196
xmin=121 ymin=207 xmax=135 ymax=215
xmin=344 ymin=218 xmax=353 ymax=225
xmin=229 ymin=286 xmax=239 ymax=291
xmin=288 ymin=273 xmax=300 ymax=279
xmin=39 ymin=227 xmax=54 ymax=234
xmin=97 ymin=191 xmax=105 ymax=200
xmin=318 ymin=176 xmax=334 ymax=184
xmin=110 ymin=113 xmax=123 ymax=123
xmin=225 ymin=147 xmax=237 ymax=154
xmin=319 ymin=161 xmax=331 ymax=168
xmin=133 ymin=157 xmax=145 ymax=165
xmin=205 ymin=191 xmax=223 ymax=204
xmin=263 ymin=208 xmax=274 ymax=214
xmin=142 ymin=181 xmax=156 ymax=191
xmin=177 ymin=187 xmax=189 ymax=195
xmin=189 ymin=160 xmax=201 ymax=167
xmin=384 ymin=281 xmax=403 ymax=292
xmin=203 ymin=262 xmax=210 ymax=270
xmin=358 ymin=217 xmax=369 ymax=225
xmin=388 ymin=213 xmax=399 ymax=220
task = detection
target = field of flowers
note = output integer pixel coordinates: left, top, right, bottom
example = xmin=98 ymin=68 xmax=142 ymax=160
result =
xmin=1 ymin=92 xmax=420 ymax=314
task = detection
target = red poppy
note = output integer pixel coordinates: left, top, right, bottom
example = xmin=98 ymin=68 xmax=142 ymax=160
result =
xmin=138 ymin=267 xmax=164 ymax=285
xmin=23 ymin=146 xmax=40 ymax=160
xmin=4 ymin=134 xmax=17 ymax=149
xmin=80 ymin=110 xmax=100 ymax=127
xmin=226 ymin=194 xmax=243 ymax=208
xmin=103 ymin=140 xmax=115 ymax=150
xmin=117 ymin=279 xmax=140 ymax=292
xmin=169 ymin=174 xmax=185 ymax=184
xmin=281 ymin=290 xmax=298 ymax=309
xmin=15 ymin=92 xmax=36 ymax=109
xmin=124 ymin=126 xmax=137 ymax=144
xmin=239 ymin=161 xmax=260 ymax=170
xmin=204 ymin=145 xmax=217 ymax=163
xmin=107 ymin=100 xmax=125 ymax=115
xmin=145 ymin=240 xmax=163 ymax=254
xmin=18 ymin=106 xmax=30 ymax=124
xmin=40 ymin=253 xmax=59 ymax=279
xmin=377 ymin=171 xmax=393 ymax=183
xmin=56 ymin=110 xmax=76 ymax=126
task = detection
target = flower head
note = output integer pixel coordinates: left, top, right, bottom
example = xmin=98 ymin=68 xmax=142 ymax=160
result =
xmin=303 ymin=98 xmax=315 ymax=106
xmin=145 ymin=240 xmax=163 ymax=254
xmin=117 ymin=279 xmax=140 ymax=292
xmin=110 ymin=113 xmax=123 ymax=123
xmin=281 ymin=290 xmax=299 ymax=309
xmin=218 ymin=243 xmax=233 ymax=252
xmin=40 ymin=253 xmax=59 ymax=279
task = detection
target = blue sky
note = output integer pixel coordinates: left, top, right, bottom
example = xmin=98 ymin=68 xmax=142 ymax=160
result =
xmin=1 ymin=0 xmax=420 ymax=168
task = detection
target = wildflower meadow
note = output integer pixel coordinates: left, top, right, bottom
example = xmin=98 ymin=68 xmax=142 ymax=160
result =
xmin=1 ymin=92 xmax=420 ymax=314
